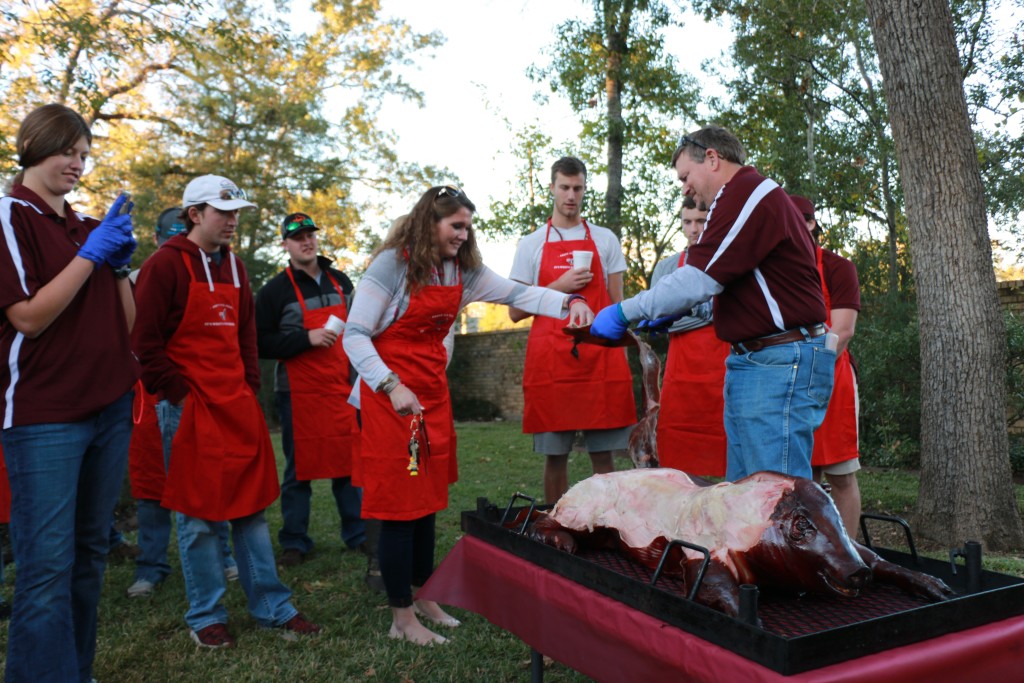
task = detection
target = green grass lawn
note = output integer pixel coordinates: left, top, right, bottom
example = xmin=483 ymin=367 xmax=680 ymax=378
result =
xmin=4 ymin=420 xmax=1024 ymax=682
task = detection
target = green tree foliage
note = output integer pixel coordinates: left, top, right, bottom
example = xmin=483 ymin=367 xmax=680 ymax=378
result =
xmin=853 ymin=297 xmax=922 ymax=467
xmin=691 ymin=0 xmax=910 ymax=295
xmin=0 ymin=0 xmax=203 ymax=191
xmin=0 ymin=0 xmax=443 ymax=286
xmin=690 ymin=0 xmax=1022 ymax=295
xmin=484 ymin=0 xmax=700 ymax=293
xmin=473 ymin=121 xmax=557 ymax=242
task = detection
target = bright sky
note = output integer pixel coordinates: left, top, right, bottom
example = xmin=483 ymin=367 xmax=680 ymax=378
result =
xmin=369 ymin=0 xmax=734 ymax=274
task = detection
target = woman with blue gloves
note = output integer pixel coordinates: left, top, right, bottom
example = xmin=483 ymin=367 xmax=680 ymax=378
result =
xmin=0 ymin=103 xmax=139 ymax=683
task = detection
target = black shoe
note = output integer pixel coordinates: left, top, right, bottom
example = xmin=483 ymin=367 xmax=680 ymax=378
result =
xmin=0 ymin=602 xmax=11 ymax=620
xmin=277 ymin=548 xmax=305 ymax=567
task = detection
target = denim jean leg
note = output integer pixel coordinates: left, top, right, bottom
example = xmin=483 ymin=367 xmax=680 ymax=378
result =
xmin=108 ymin=523 xmax=124 ymax=548
xmin=156 ymin=400 xmax=184 ymax=476
xmin=176 ymin=512 xmax=230 ymax=631
xmin=231 ymin=511 xmax=296 ymax=626
xmin=724 ymin=344 xmax=803 ymax=480
xmin=3 ymin=424 xmax=85 ymax=683
xmin=3 ymin=391 xmax=132 ymax=683
xmin=134 ymin=498 xmax=172 ymax=584
xmin=332 ymin=477 xmax=366 ymax=549
xmin=789 ymin=337 xmax=835 ymax=475
xmin=276 ymin=391 xmax=314 ymax=554
xmin=218 ymin=522 xmax=237 ymax=572
xmin=72 ymin=393 xmax=132 ymax=680
xmin=157 ymin=400 xmax=230 ymax=630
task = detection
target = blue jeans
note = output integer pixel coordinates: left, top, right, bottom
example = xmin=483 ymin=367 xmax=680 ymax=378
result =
xmin=276 ymin=391 xmax=366 ymax=554
xmin=2 ymin=391 xmax=133 ymax=683
xmin=133 ymin=498 xmax=236 ymax=586
xmin=157 ymin=400 xmax=295 ymax=631
xmin=723 ymin=335 xmax=835 ymax=481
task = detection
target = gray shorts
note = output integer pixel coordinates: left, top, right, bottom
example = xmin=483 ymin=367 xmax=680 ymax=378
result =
xmin=533 ymin=426 xmax=633 ymax=455
xmin=820 ymin=457 xmax=862 ymax=476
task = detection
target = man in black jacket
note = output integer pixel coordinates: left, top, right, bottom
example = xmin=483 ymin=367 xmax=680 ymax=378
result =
xmin=256 ymin=213 xmax=377 ymax=586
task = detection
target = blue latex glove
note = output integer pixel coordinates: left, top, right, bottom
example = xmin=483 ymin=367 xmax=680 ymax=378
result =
xmin=637 ymin=312 xmax=684 ymax=337
xmin=78 ymin=195 xmax=134 ymax=265
xmin=105 ymin=232 xmax=137 ymax=268
xmin=590 ymin=303 xmax=630 ymax=340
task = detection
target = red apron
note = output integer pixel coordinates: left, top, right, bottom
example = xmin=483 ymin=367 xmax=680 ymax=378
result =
xmin=0 ymin=444 xmax=9 ymax=524
xmin=812 ymin=247 xmax=859 ymax=466
xmin=522 ymin=220 xmax=636 ymax=433
xmin=160 ymin=251 xmax=279 ymax=521
xmin=358 ymin=275 xmax=461 ymax=521
xmin=657 ymin=251 xmax=729 ymax=475
xmin=283 ymin=267 xmax=360 ymax=480
xmin=128 ymin=381 xmax=165 ymax=500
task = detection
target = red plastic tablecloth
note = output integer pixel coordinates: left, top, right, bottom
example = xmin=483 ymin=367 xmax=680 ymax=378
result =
xmin=419 ymin=536 xmax=1024 ymax=683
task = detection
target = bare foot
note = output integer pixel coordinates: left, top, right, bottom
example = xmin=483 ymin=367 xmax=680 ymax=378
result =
xmin=388 ymin=605 xmax=447 ymax=646
xmin=388 ymin=621 xmax=447 ymax=646
xmin=413 ymin=599 xmax=461 ymax=628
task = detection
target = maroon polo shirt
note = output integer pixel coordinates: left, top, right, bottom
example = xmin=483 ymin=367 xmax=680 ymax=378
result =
xmin=0 ymin=185 xmax=138 ymax=427
xmin=686 ymin=167 xmax=827 ymax=343
xmin=820 ymin=248 xmax=861 ymax=312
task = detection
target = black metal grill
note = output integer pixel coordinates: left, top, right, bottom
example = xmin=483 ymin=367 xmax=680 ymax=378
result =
xmin=464 ymin=499 xmax=1024 ymax=675
xmin=576 ymin=546 xmax=931 ymax=637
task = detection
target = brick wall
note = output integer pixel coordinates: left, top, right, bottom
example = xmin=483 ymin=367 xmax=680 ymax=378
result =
xmin=447 ymin=327 xmax=531 ymax=420
xmin=998 ymin=280 xmax=1024 ymax=316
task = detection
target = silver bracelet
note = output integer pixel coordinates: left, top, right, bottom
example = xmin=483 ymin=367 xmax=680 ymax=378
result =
xmin=377 ymin=372 xmax=401 ymax=394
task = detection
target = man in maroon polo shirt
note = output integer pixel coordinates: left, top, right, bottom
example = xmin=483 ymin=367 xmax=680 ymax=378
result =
xmin=591 ymin=125 xmax=835 ymax=481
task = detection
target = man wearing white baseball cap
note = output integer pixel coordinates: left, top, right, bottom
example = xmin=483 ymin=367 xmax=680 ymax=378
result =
xmin=133 ymin=175 xmax=320 ymax=647
xmin=182 ymin=174 xmax=258 ymax=211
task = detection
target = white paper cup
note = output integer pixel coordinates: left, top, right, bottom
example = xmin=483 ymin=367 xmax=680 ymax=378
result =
xmin=572 ymin=250 xmax=593 ymax=271
xmin=324 ymin=314 xmax=344 ymax=334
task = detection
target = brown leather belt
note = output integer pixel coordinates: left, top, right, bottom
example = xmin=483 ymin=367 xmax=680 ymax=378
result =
xmin=732 ymin=324 xmax=827 ymax=354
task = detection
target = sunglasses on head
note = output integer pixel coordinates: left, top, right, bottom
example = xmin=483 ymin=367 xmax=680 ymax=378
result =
xmin=678 ymin=135 xmax=709 ymax=152
xmin=435 ymin=185 xmax=462 ymax=200
xmin=285 ymin=216 xmax=316 ymax=234
xmin=219 ymin=187 xmax=248 ymax=201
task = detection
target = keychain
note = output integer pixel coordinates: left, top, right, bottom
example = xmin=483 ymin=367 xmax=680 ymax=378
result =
xmin=406 ymin=414 xmax=431 ymax=476
xmin=407 ymin=416 xmax=420 ymax=476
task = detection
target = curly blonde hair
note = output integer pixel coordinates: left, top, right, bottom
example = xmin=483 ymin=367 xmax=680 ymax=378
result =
xmin=378 ymin=186 xmax=482 ymax=293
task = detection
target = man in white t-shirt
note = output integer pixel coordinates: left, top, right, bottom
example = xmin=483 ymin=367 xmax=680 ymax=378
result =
xmin=509 ymin=156 xmax=636 ymax=503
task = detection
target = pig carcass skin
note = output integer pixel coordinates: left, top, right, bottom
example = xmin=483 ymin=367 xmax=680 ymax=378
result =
xmin=529 ymin=469 xmax=955 ymax=619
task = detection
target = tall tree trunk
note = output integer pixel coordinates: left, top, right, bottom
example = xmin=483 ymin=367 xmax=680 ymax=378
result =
xmin=602 ymin=0 xmax=630 ymax=240
xmin=864 ymin=0 xmax=1024 ymax=549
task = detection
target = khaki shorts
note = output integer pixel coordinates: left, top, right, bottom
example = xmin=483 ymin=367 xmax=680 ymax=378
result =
xmin=820 ymin=457 xmax=861 ymax=476
xmin=533 ymin=426 xmax=633 ymax=455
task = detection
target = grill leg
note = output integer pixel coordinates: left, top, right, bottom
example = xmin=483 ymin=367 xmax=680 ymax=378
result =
xmin=530 ymin=648 xmax=544 ymax=683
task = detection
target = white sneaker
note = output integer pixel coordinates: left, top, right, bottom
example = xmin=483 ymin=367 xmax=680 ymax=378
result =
xmin=224 ymin=565 xmax=239 ymax=582
xmin=126 ymin=579 xmax=156 ymax=598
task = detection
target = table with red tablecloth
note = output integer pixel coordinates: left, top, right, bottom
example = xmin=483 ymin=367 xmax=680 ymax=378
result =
xmin=419 ymin=536 xmax=1024 ymax=683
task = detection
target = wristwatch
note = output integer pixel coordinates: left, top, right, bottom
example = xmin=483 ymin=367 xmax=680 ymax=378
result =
xmin=113 ymin=265 xmax=132 ymax=279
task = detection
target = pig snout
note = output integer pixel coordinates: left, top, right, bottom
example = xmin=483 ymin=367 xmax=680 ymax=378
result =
xmin=819 ymin=560 xmax=872 ymax=597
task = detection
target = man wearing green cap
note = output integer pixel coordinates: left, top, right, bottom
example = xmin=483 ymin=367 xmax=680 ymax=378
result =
xmin=256 ymin=213 xmax=375 ymax=585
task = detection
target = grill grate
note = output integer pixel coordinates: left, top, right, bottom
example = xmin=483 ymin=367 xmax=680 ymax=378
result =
xmin=577 ymin=547 xmax=931 ymax=638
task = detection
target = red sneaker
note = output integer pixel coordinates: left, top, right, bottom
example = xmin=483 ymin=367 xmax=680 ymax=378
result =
xmin=278 ymin=613 xmax=322 ymax=641
xmin=190 ymin=623 xmax=235 ymax=649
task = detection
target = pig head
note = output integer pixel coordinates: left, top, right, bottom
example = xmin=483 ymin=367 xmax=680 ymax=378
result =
xmin=735 ymin=476 xmax=871 ymax=598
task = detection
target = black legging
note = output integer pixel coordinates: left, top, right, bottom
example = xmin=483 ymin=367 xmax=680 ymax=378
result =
xmin=378 ymin=514 xmax=436 ymax=608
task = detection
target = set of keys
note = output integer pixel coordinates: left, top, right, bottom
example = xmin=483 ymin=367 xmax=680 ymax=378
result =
xmin=407 ymin=414 xmax=429 ymax=476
